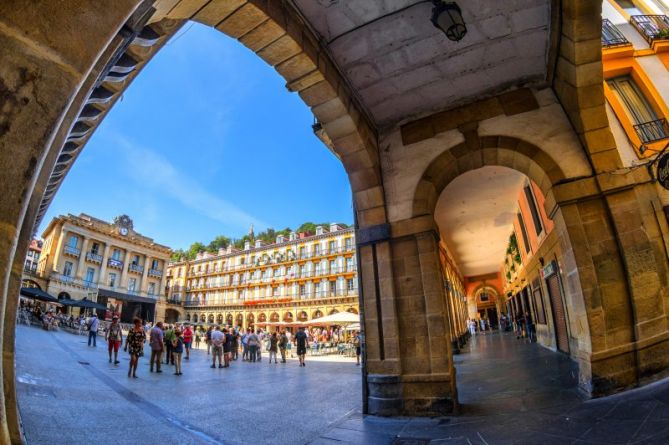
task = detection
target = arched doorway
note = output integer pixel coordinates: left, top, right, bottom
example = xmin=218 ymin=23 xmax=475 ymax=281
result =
xmin=20 ymin=280 xmax=41 ymax=290
xmin=165 ymin=309 xmax=180 ymax=324
xmin=57 ymin=292 xmax=70 ymax=300
xmin=192 ymin=314 xmax=198 ymax=323
xmin=247 ymin=313 xmax=255 ymax=329
xmin=328 ymin=308 xmax=338 ymax=315
xmin=216 ymin=314 xmax=223 ymax=324
xmin=297 ymin=311 xmax=308 ymax=322
xmin=270 ymin=312 xmax=280 ymax=322
xmin=236 ymin=314 xmax=243 ymax=327
xmin=347 ymin=307 xmax=358 ymax=314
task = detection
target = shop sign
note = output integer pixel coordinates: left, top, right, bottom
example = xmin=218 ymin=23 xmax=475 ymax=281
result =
xmin=541 ymin=261 xmax=557 ymax=279
xmin=657 ymin=152 xmax=669 ymax=191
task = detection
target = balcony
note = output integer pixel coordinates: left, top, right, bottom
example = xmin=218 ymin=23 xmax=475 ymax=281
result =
xmin=107 ymin=258 xmax=123 ymax=269
xmin=634 ymin=118 xmax=669 ymax=145
xmin=63 ymin=246 xmax=80 ymax=257
xmin=86 ymin=252 xmax=103 ymax=263
xmin=630 ymin=15 xmax=669 ymax=45
xmin=166 ymin=298 xmax=182 ymax=305
xmin=601 ymin=19 xmax=630 ymax=47
xmin=128 ymin=263 xmax=144 ymax=274
xmin=148 ymin=268 xmax=162 ymax=278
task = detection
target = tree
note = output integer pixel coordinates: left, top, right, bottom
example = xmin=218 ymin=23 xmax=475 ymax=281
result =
xmin=207 ymin=235 xmax=230 ymax=253
xmin=185 ymin=242 xmax=206 ymax=260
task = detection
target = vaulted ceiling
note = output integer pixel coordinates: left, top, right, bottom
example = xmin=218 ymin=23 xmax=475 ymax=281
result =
xmin=294 ymin=0 xmax=551 ymax=128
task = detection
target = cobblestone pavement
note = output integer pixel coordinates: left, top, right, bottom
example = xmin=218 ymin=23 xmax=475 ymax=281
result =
xmin=17 ymin=326 xmax=669 ymax=444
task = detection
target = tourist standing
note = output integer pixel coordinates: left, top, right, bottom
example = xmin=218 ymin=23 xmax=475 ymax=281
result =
xmin=353 ymin=331 xmax=361 ymax=366
xmin=205 ymin=326 xmax=213 ymax=355
xmin=286 ymin=330 xmax=293 ymax=358
xmin=247 ymin=330 xmax=259 ymax=363
xmin=124 ymin=317 xmax=145 ymax=378
xmin=210 ymin=326 xmax=224 ymax=369
xmin=164 ymin=324 xmax=175 ymax=365
xmin=172 ymin=330 xmax=184 ymax=375
xmin=105 ymin=315 xmax=123 ymax=365
xmin=295 ymin=326 xmax=309 ymax=367
xmin=149 ymin=321 xmax=164 ymax=373
xmin=279 ymin=330 xmax=288 ymax=363
xmin=231 ymin=329 xmax=239 ymax=361
xmin=241 ymin=329 xmax=250 ymax=361
xmin=525 ymin=311 xmax=536 ymax=343
xmin=223 ymin=328 xmax=232 ymax=368
xmin=256 ymin=329 xmax=264 ymax=362
xmin=183 ymin=324 xmax=193 ymax=360
xmin=268 ymin=332 xmax=278 ymax=364
xmin=87 ymin=313 xmax=99 ymax=347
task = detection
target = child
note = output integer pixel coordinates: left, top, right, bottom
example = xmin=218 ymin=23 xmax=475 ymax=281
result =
xmin=172 ymin=330 xmax=184 ymax=376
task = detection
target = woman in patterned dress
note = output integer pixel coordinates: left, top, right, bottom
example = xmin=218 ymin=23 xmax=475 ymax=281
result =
xmin=124 ymin=317 xmax=145 ymax=378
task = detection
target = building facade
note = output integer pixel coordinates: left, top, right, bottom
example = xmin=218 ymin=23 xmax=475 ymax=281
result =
xmin=23 ymin=239 xmax=42 ymax=276
xmin=166 ymin=224 xmax=359 ymax=329
xmin=34 ymin=214 xmax=173 ymax=322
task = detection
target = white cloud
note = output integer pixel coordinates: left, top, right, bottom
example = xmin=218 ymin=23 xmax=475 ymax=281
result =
xmin=115 ymin=135 xmax=268 ymax=232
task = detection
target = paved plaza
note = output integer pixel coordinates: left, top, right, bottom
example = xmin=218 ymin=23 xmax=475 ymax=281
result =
xmin=16 ymin=326 xmax=669 ymax=444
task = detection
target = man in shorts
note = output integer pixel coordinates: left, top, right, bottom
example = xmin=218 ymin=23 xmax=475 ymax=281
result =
xmin=222 ymin=328 xmax=233 ymax=368
xmin=105 ymin=315 xmax=123 ymax=364
xmin=210 ymin=325 xmax=224 ymax=369
xmin=182 ymin=324 xmax=193 ymax=360
xmin=295 ymin=326 xmax=309 ymax=367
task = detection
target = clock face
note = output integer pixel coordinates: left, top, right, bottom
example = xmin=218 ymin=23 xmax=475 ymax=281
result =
xmin=120 ymin=227 xmax=128 ymax=236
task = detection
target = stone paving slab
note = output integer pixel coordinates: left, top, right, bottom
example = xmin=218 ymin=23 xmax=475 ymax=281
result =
xmin=17 ymin=327 xmax=669 ymax=444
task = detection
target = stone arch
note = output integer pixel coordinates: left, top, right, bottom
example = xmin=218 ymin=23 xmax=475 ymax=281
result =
xmin=192 ymin=314 xmax=197 ymax=323
xmin=20 ymin=279 xmax=41 ymax=290
xmin=297 ymin=311 xmax=308 ymax=322
xmin=207 ymin=314 xmax=214 ymax=324
xmin=270 ymin=312 xmax=280 ymax=322
xmin=258 ymin=313 xmax=267 ymax=323
xmin=226 ymin=313 xmax=233 ymax=325
xmin=328 ymin=308 xmax=339 ymax=315
xmin=57 ymin=292 xmax=71 ymax=300
xmin=283 ymin=312 xmax=294 ymax=322
xmin=312 ymin=309 xmax=324 ymax=319
xmin=216 ymin=313 xmax=223 ymax=324
xmin=412 ymin=136 xmax=566 ymax=219
xmin=347 ymin=307 xmax=358 ymax=314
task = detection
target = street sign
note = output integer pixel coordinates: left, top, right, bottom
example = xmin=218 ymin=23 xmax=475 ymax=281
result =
xmin=657 ymin=152 xmax=669 ymax=190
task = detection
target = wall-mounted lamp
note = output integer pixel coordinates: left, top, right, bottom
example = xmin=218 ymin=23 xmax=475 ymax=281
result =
xmin=431 ymin=1 xmax=467 ymax=42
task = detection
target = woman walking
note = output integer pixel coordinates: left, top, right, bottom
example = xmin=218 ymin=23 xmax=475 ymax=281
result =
xmin=268 ymin=332 xmax=278 ymax=364
xmin=124 ymin=317 xmax=146 ymax=378
xmin=172 ymin=329 xmax=184 ymax=375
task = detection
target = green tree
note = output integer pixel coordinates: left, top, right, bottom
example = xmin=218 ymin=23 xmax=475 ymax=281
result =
xmin=207 ymin=235 xmax=230 ymax=253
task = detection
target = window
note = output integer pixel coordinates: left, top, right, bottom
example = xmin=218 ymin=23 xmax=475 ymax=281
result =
xmin=345 ymin=238 xmax=353 ymax=250
xmin=346 ymin=257 xmax=355 ymax=271
xmin=68 ymin=235 xmax=78 ymax=248
xmin=299 ymin=284 xmax=306 ymax=297
xmin=91 ymin=242 xmax=100 ymax=254
xmin=85 ymin=267 xmax=94 ymax=284
xmin=517 ymin=214 xmax=531 ymax=254
xmin=26 ymin=251 xmax=33 ymax=258
xmin=128 ymin=278 xmax=137 ymax=292
xmin=347 ymin=279 xmax=355 ymax=291
xmin=148 ymin=282 xmax=156 ymax=296
xmin=300 ymin=246 xmax=306 ymax=258
xmin=330 ymin=281 xmax=337 ymax=295
xmin=112 ymin=249 xmax=121 ymax=261
xmin=614 ymin=0 xmax=643 ymax=14
xmin=63 ymin=261 xmax=73 ymax=277
xmin=132 ymin=255 xmax=140 ymax=265
xmin=314 ymin=282 xmax=321 ymax=295
xmin=524 ymin=185 xmax=543 ymax=236
xmin=109 ymin=273 xmax=117 ymax=287
xmin=151 ymin=259 xmax=159 ymax=270
xmin=607 ymin=76 xmax=667 ymax=144
xmin=329 ymin=240 xmax=336 ymax=252
xmin=330 ymin=260 xmax=336 ymax=272
xmin=314 ymin=244 xmax=321 ymax=255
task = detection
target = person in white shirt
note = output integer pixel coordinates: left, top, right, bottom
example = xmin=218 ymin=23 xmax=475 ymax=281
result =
xmin=87 ymin=313 xmax=99 ymax=347
xmin=210 ymin=326 xmax=225 ymax=369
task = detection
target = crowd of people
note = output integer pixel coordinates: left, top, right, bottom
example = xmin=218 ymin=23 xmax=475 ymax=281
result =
xmin=466 ymin=311 xmax=536 ymax=342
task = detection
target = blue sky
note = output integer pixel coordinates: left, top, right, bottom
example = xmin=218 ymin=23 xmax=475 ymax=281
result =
xmin=41 ymin=22 xmax=353 ymax=250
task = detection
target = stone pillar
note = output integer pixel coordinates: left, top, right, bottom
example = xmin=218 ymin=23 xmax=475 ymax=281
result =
xmin=120 ymin=250 xmax=133 ymax=289
xmin=98 ymin=244 xmax=111 ymax=286
xmin=360 ymin=218 xmax=457 ymax=416
xmin=140 ymin=255 xmax=151 ymax=294
xmin=75 ymin=237 xmax=89 ymax=279
xmin=51 ymin=226 xmax=67 ymax=273
xmin=159 ymin=262 xmax=168 ymax=298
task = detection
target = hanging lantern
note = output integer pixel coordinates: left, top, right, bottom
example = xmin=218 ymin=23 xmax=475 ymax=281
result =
xmin=431 ymin=1 xmax=467 ymax=42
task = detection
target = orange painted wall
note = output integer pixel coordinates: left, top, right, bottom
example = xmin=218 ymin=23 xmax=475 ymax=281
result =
xmin=514 ymin=180 xmax=553 ymax=262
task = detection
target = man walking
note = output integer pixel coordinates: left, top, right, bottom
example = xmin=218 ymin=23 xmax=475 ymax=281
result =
xmin=105 ymin=315 xmax=123 ymax=364
xmin=279 ymin=330 xmax=288 ymax=363
xmin=87 ymin=313 xmax=99 ymax=347
xmin=149 ymin=321 xmax=164 ymax=373
xmin=210 ymin=325 xmax=224 ymax=369
xmin=223 ymin=328 xmax=233 ymax=368
xmin=241 ymin=328 xmax=250 ymax=361
xmin=295 ymin=326 xmax=308 ymax=367
xmin=247 ymin=329 xmax=260 ymax=363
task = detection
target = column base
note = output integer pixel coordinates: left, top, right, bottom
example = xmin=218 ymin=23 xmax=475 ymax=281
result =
xmin=367 ymin=374 xmax=456 ymax=416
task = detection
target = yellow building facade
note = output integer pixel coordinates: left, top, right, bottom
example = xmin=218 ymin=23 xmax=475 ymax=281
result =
xmin=166 ymin=224 xmax=359 ymax=329
xmin=34 ymin=214 xmax=173 ymax=322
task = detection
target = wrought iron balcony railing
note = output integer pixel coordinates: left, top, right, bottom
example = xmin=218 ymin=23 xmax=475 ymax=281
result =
xmin=86 ymin=252 xmax=103 ymax=263
xmin=128 ymin=263 xmax=144 ymax=274
xmin=630 ymin=15 xmax=669 ymax=45
xmin=148 ymin=268 xmax=162 ymax=278
xmin=63 ymin=246 xmax=80 ymax=257
xmin=108 ymin=258 xmax=123 ymax=269
xmin=634 ymin=118 xmax=669 ymax=144
xmin=602 ymin=19 xmax=630 ymax=47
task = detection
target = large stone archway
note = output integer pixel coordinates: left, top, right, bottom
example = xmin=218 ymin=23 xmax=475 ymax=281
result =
xmin=2 ymin=0 xmax=669 ymax=443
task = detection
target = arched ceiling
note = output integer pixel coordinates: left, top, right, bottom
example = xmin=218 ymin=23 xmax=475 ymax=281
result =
xmin=294 ymin=0 xmax=551 ymax=127
xmin=435 ymin=166 xmax=527 ymax=277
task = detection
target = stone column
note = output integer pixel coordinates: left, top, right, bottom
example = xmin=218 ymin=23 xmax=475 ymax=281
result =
xmin=51 ymin=226 xmax=67 ymax=273
xmin=159 ymin=262 xmax=168 ymax=298
xmin=120 ymin=250 xmax=133 ymax=289
xmin=98 ymin=244 xmax=111 ymax=286
xmin=140 ymin=255 xmax=151 ymax=294
xmin=75 ymin=237 xmax=89 ymax=279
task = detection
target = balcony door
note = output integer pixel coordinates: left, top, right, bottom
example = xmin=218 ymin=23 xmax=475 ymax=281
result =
xmin=607 ymin=76 xmax=666 ymax=143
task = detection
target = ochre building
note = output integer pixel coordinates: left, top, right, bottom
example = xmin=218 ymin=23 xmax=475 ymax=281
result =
xmin=166 ymin=224 xmax=359 ymax=329
xmin=30 ymin=214 xmax=173 ymax=323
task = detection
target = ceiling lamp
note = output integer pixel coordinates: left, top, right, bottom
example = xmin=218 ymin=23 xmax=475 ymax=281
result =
xmin=431 ymin=1 xmax=466 ymax=42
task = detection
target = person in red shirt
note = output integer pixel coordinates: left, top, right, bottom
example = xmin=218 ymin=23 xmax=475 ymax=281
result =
xmin=183 ymin=324 xmax=193 ymax=360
